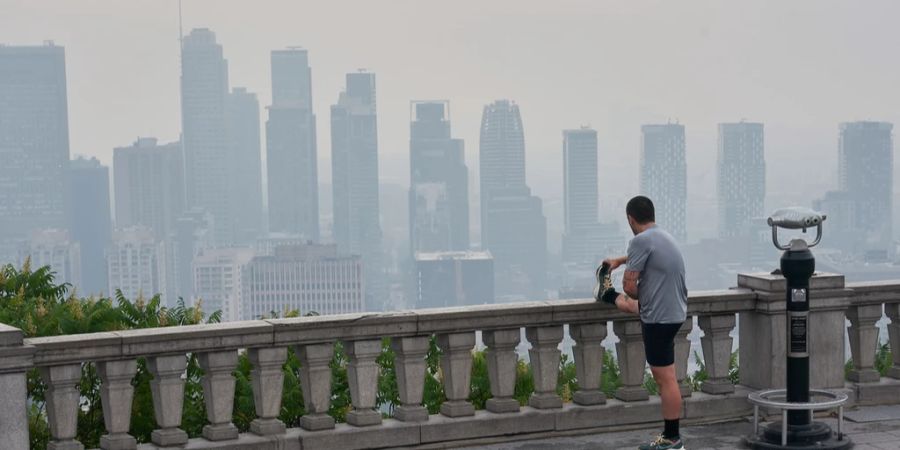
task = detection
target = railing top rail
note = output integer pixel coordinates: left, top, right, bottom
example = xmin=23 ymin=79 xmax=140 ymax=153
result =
xmin=846 ymin=280 xmax=900 ymax=306
xmin=18 ymin=288 xmax=757 ymax=367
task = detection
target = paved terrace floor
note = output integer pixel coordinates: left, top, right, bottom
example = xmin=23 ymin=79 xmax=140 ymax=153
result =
xmin=457 ymin=405 xmax=900 ymax=450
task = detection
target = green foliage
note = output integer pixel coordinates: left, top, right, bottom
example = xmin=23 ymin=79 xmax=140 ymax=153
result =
xmin=728 ymin=350 xmax=740 ymax=384
xmin=557 ymin=354 xmax=578 ymax=401
xmin=376 ymin=338 xmax=399 ymax=416
xmin=513 ymin=359 xmax=534 ymax=405
xmin=875 ymin=342 xmax=893 ymax=377
xmin=328 ymin=342 xmax=351 ymax=422
xmin=643 ymin=369 xmax=659 ymax=395
xmin=688 ymin=352 xmax=708 ymax=392
xmin=279 ymin=351 xmax=305 ymax=427
xmin=422 ymin=336 xmax=446 ymax=414
xmin=845 ymin=359 xmax=854 ymax=380
xmin=232 ymin=354 xmax=256 ymax=432
xmin=600 ymin=350 xmax=622 ymax=398
xmin=468 ymin=350 xmax=492 ymax=409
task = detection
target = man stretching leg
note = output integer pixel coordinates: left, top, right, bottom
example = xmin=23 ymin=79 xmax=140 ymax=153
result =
xmin=597 ymin=196 xmax=688 ymax=450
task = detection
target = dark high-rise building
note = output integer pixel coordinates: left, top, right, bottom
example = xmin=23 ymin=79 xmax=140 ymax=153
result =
xmin=838 ymin=121 xmax=893 ymax=260
xmin=226 ymin=87 xmax=264 ymax=244
xmin=561 ymin=128 xmax=602 ymax=263
xmin=409 ymin=101 xmax=469 ymax=253
xmin=113 ymin=138 xmax=185 ymax=240
xmin=415 ymin=251 xmax=494 ymax=308
xmin=331 ymin=71 xmax=383 ymax=310
xmin=181 ymin=28 xmax=232 ymax=244
xmin=0 ymin=43 xmax=70 ymax=259
xmin=640 ymin=124 xmax=687 ymax=242
xmin=66 ymin=156 xmax=111 ymax=295
xmin=266 ymin=48 xmax=319 ymax=240
xmin=717 ymin=122 xmax=765 ymax=239
xmin=478 ymin=100 xmax=547 ymax=298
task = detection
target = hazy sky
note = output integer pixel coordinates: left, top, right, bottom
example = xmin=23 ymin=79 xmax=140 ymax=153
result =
xmin=4 ymin=0 xmax=899 ymax=241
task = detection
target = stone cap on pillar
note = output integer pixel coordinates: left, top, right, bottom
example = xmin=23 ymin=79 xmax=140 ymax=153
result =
xmin=0 ymin=324 xmax=35 ymax=374
xmin=738 ymin=272 xmax=845 ymax=293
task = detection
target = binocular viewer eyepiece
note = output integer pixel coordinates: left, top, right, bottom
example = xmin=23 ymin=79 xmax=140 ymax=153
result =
xmin=767 ymin=207 xmax=827 ymax=250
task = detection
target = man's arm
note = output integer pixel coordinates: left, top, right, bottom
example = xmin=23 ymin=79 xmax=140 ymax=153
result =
xmin=623 ymin=270 xmax=640 ymax=300
xmin=602 ymin=255 xmax=628 ymax=271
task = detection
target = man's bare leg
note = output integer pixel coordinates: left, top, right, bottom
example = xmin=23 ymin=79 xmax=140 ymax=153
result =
xmin=614 ymin=294 xmax=639 ymax=315
xmin=650 ymin=364 xmax=682 ymax=424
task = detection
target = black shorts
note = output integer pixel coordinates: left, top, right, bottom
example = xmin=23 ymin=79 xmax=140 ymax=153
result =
xmin=641 ymin=322 xmax=684 ymax=367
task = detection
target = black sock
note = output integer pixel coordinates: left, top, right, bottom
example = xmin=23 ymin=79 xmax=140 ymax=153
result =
xmin=664 ymin=419 xmax=679 ymax=440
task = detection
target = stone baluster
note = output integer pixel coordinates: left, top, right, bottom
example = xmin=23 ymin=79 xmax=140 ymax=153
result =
xmin=97 ymin=360 xmax=138 ymax=450
xmin=296 ymin=343 xmax=335 ymax=430
xmin=437 ymin=332 xmax=476 ymax=417
xmin=698 ymin=314 xmax=736 ymax=394
xmin=887 ymin=303 xmax=900 ymax=379
xmin=847 ymin=304 xmax=884 ymax=383
xmin=391 ymin=336 xmax=430 ymax=422
xmin=248 ymin=347 xmax=288 ymax=435
xmin=526 ymin=326 xmax=564 ymax=409
xmin=613 ymin=320 xmax=649 ymax=401
xmin=674 ymin=319 xmax=693 ymax=397
xmin=199 ymin=350 xmax=239 ymax=441
xmin=41 ymin=364 xmax=84 ymax=450
xmin=148 ymin=355 xmax=189 ymax=447
xmin=483 ymin=328 xmax=522 ymax=413
xmin=345 ymin=339 xmax=383 ymax=426
xmin=570 ymin=323 xmax=607 ymax=406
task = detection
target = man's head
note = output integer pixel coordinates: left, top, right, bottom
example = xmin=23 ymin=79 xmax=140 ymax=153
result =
xmin=626 ymin=196 xmax=655 ymax=235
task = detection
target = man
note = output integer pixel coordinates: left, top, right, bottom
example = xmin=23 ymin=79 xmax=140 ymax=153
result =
xmin=596 ymin=196 xmax=688 ymax=450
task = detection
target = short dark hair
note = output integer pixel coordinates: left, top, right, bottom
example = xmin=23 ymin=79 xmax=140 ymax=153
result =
xmin=626 ymin=196 xmax=655 ymax=224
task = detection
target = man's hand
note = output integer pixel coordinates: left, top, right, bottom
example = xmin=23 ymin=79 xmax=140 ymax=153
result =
xmin=602 ymin=256 xmax=627 ymax=272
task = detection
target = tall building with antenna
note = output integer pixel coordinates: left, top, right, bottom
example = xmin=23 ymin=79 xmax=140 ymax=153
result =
xmin=181 ymin=28 xmax=233 ymax=244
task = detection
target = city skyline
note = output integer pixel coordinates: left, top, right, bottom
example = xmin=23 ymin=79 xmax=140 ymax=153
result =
xmin=2 ymin=9 xmax=899 ymax=314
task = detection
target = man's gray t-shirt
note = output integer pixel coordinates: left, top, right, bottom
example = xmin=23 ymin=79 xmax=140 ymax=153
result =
xmin=626 ymin=224 xmax=687 ymax=324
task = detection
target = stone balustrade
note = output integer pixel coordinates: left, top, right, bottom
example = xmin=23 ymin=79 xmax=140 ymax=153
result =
xmin=0 ymin=273 xmax=897 ymax=450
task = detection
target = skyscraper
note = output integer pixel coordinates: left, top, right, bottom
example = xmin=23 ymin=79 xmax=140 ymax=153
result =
xmin=415 ymin=251 xmax=494 ymax=308
xmin=226 ymin=87 xmax=264 ymax=244
xmin=838 ymin=121 xmax=893 ymax=260
xmin=331 ymin=71 xmax=383 ymax=310
xmin=66 ymin=156 xmax=112 ymax=295
xmin=107 ymin=227 xmax=168 ymax=302
xmin=478 ymin=100 xmax=547 ymax=298
xmin=640 ymin=124 xmax=687 ymax=242
xmin=242 ymin=244 xmax=363 ymax=319
xmin=266 ymin=48 xmax=319 ymax=240
xmin=181 ymin=28 xmax=232 ymax=244
xmin=18 ymin=229 xmax=81 ymax=289
xmin=0 ymin=43 xmax=70 ymax=259
xmin=562 ymin=127 xmax=600 ymax=263
xmin=113 ymin=138 xmax=185 ymax=240
xmin=192 ymin=247 xmax=255 ymax=322
xmin=717 ymin=122 xmax=765 ymax=239
xmin=409 ymin=101 xmax=469 ymax=253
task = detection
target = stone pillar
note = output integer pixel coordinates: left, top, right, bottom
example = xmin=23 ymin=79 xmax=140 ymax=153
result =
xmin=698 ymin=314 xmax=736 ymax=394
xmin=391 ymin=336 xmax=430 ymax=422
xmin=148 ymin=354 xmax=189 ymax=447
xmin=97 ymin=360 xmax=138 ymax=450
xmin=248 ymin=347 xmax=288 ymax=435
xmin=570 ymin=323 xmax=607 ymax=406
xmin=198 ymin=350 xmax=239 ymax=441
xmin=613 ymin=320 xmax=649 ymax=401
xmin=41 ymin=364 xmax=84 ymax=450
xmin=0 ymin=371 xmax=30 ymax=450
xmin=437 ymin=332 xmax=476 ymax=417
xmin=483 ymin=328 xmax=521 ymax=413
xmin=295 ymin=343 xmax=335 ymax=430
xmin=674 ymin=319 xmax=693 ymax=397
xmin=344 ymin=339 xmax=383 ymax=426
xmin=526 ymin=326 xmax=564 ymax=409
xmin=887 ymin=303 xmax=900 ymax=379
xmin=738 ymin=272 xmax=849 ymax=390
xmin=847 ymin=304 xmax=883 ymax=383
